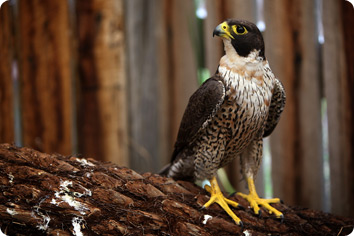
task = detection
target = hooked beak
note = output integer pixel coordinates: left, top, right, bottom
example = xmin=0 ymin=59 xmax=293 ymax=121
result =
xmin=213 ymin=22 xmax=234 ymax=39
xmin=213 ymin=24 xmax=223 ymax=37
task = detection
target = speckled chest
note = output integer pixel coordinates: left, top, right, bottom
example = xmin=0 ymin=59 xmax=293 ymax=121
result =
xmin=195 ymin=64 xmax=274 ymax=161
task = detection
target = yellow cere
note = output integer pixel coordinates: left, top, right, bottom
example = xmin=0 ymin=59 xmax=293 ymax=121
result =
xmin=220 ymin=21 xmax=235 ymax=39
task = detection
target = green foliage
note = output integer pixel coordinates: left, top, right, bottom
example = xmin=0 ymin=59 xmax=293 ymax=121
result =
xmin=217 ymin=168 xmax=236 ymax=194
xmin=197 ymin=67 xmax=210 ymax=85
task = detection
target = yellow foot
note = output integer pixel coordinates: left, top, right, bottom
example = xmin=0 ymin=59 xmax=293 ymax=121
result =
xmin=203 ymin=177 xmax=243 ymax=226
xmin=237 ymin=177 xmax=283 ymax=219
xmin=237 ymin=192 xmax=283 ymax=218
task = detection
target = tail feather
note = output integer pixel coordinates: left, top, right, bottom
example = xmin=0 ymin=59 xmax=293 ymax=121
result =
xmin=158 ymin=163 xmax=171 ymax=176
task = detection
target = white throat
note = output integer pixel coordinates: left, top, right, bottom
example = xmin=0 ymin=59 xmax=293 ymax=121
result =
xmin=219 ymin=39 xmax=264 ymax=75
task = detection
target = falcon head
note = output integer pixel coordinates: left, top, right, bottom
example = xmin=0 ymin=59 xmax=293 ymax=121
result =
xmin=213 ymin=19 xmax=265 ymax=60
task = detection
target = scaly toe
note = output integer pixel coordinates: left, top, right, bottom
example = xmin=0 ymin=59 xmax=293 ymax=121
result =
xmin=263 ymin=197 xmax=281 ymax=204
xmin=203 ymin=177 xmax=244 ymax=225
xmin=224 ymin=197 xmax=241 ymax=208
xmin=237 ymin=193 xmax=283 ymax=218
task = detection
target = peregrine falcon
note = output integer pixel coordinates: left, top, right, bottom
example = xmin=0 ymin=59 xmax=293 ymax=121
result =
xmin=161 ymin=19 xmax=286 ymax=225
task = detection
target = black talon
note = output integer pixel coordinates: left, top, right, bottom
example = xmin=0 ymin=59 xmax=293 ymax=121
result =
xmin=277 ymin=214 xmax=284 ymax=223
xmin=237 ymin=204 xmax=245 ymax=210
xmin=238 ymin=221 xmax=244 ymax=230
xmin=256 ymin=209 xmax=262 ymax=218
xmin=280 ymin=199 xmax=284 ymax=204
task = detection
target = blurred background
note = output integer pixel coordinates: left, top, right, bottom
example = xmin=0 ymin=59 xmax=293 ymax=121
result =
xmin=0 ymin=0 xmax=353 ymax=217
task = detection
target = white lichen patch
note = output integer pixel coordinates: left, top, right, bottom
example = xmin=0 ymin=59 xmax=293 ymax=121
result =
xmin=7 ymin=173 xmax=14 ymax=184
xmin=72 ymin=217 xmax=84 ymax=236
xmin=243 ymin=230 xmax=252 ymax=236
xmin=6 ymin=208 xmax=17 ymax=216
xmin=53 ymin=191 xmax=88 ymax=215
xmin=35 ymin=213 xmax=51 ymax=231
xmin=202 ymin=214 xmax=213 ymax=224
xmin=50 ymin=180 xmax=91 ymax=215
xmin=32 ymin=200 xmax=51 ymax=231
xmin=50 ymin=198 xmax=57 ymax=205
xmin=73 ymin=187 xmax=92 ymax=198
xmin=75 ymin=158 xmax=95 ymax=167
xmin=0 ymin=228 xmax=8 ymax=236
xmin=85 ymin=172 xmax=92 ymax=178
xmin=60 ymin=180 xmax=73 ymax=191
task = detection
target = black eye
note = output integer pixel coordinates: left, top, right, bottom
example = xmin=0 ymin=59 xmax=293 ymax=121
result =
xmin=236 ymin=25 xmax=245 ymax=34
xmin=233 ymin=25 xmax=248 ymax=35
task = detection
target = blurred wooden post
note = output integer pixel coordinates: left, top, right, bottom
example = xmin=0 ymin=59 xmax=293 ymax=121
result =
xmin=265 ymin=0 xmax=329 ymax=212
xmin=323 ymin=0 xmax=354 ymax=217
xmin=293 ymin=0 xmax=324 ymax=211
xmin=0 ymin=2 xmax=15 ymax=143
xmin=263 ymin=0 xmax=298 ymax=205
xmin=124 ymin=0 xmax=171 ymax=173
xmin=204 ymin=0 xmax=223 ymax=75
xmin=168 ymin=0 xmax=199 ymax=144
xmin=340 ymin=0 xmax=354 ymax=217
xmin=76 ymin=0 xmax=128 ymax=165
xmin=157 ymin=0 xmax=174 ymax=169
xmin=17 ymin=0 xmax=74 ymax=155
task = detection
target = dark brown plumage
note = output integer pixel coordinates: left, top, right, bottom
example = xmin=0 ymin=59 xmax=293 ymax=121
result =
xmin=161 ymin=19 xmax=286 ymax=225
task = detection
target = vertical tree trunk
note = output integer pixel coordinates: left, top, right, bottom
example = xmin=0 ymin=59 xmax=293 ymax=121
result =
xmin=340 ymin=0 xmax=354 ymax=218
xmin=293 ymin=0 xmax=324 ymax=211
xmin=264 ymin=0 xmax=298 ymax=205
xmin=76 ymin=0 xmax=128 ymax=165
xmin=323 ymin=0 xmax=353 ymax=217
xmin=0 ymin=2 xmax=15 ymax=143
xmin=204 ymin=0 xmax=224 ymax=75
xmin=124 ymin=0 xmax=171 ymax=173
xmin=168 ymin=0 xmax=199 ymax=143
xmin=17 ymin=0 xmax=74 ymax=155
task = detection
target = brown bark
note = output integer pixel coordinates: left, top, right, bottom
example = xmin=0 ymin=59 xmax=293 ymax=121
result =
xmin=0 ymin=143 xmax=353 ymax=236
xmin=264 ymin=0 xmax=298 ymax=207
xmin=323 ymin=0 xmax=353 ymax=217
xmin=124 ymin=0 xmax=171 ymax=173
xmin=17 ymin=0 xmax=74 ymax=155
xmin=168 ymin=0 xmax=199 ymax=144
xmin=341 ymin=0 xmax=354 ymax=218
xmin=0 ymin=2 xmax=15 ymax=143
xmin=76 ymin=0 xmax=128 ymax=165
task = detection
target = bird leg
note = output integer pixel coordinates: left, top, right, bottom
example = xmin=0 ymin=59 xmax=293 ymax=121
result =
xmin=237 ymin=176 xmax=283 ymax=219
xmin=203 ymin=176 xmax=243 ymax=225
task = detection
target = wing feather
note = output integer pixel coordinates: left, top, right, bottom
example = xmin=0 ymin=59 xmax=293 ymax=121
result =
xmin=171 ymin=75 xmax=225 ymax=162
xmin=263 ymin=78 xmax=286 ymax=137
